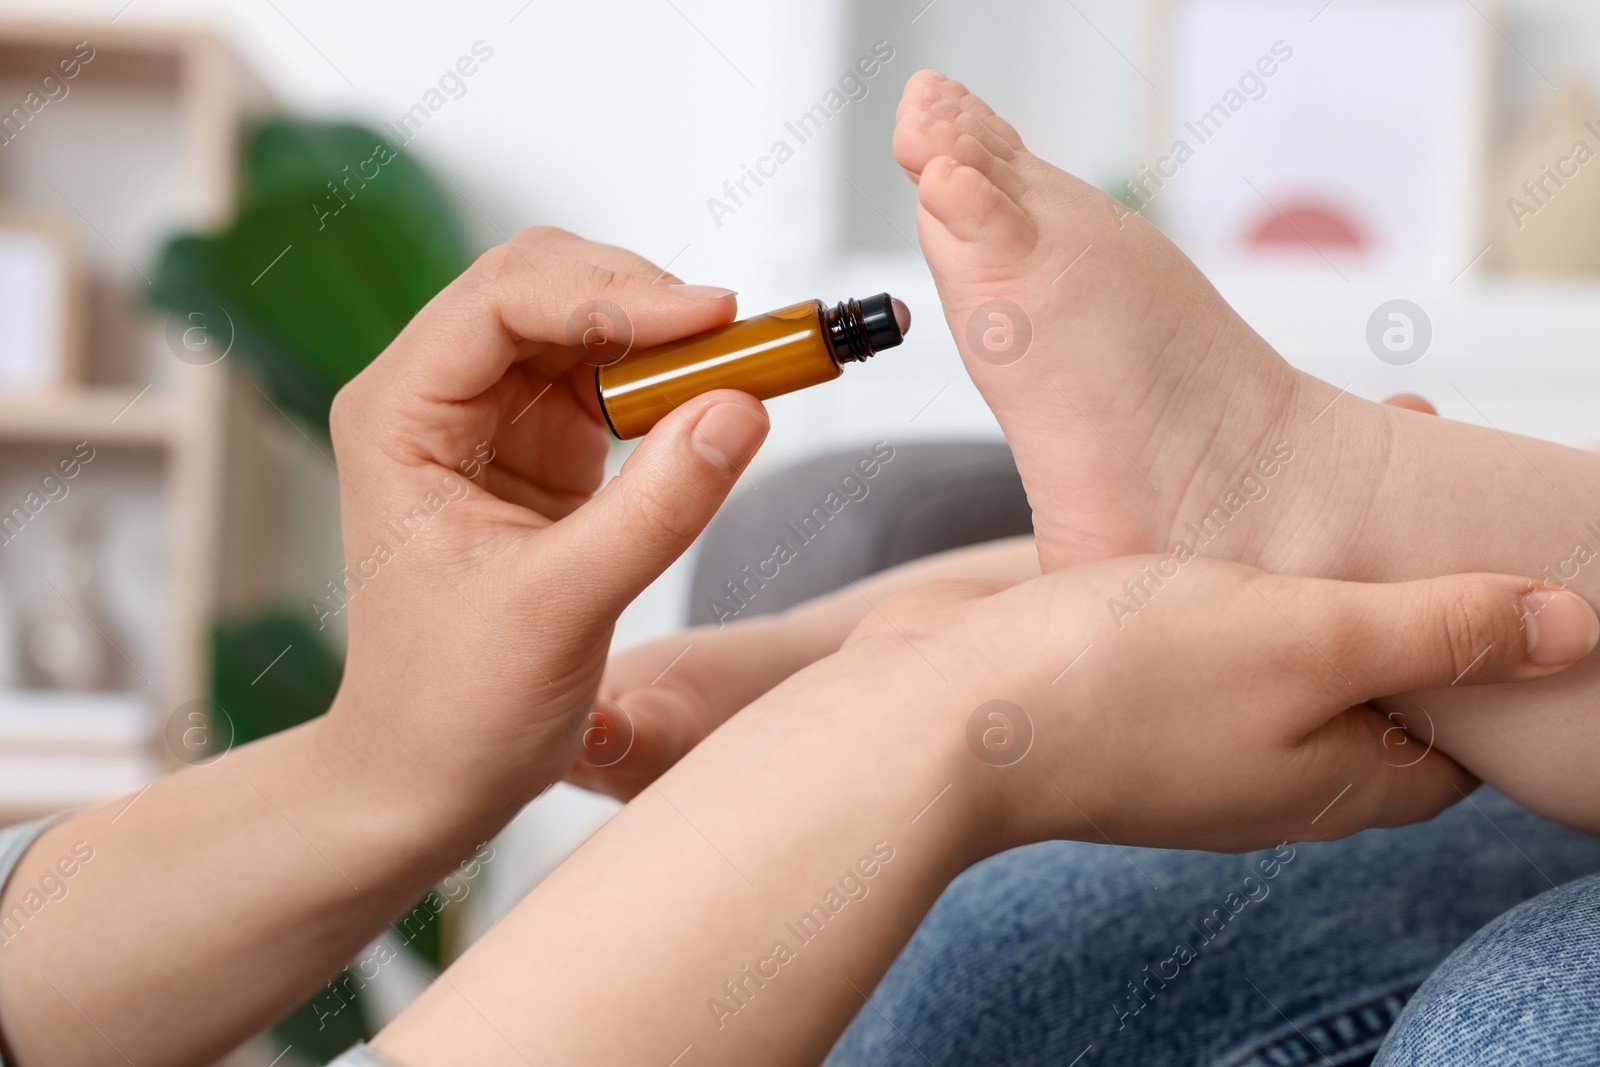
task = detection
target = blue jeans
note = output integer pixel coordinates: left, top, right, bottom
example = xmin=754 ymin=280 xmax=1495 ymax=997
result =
xmin=1374 ymin=869 xmax=1600 ymax=1066
xmin=825 ymin=788 xmax=1600 ymax=1067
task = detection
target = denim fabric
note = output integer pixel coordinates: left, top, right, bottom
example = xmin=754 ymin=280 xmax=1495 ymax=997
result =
xmin=1374 ymin=870 xmax=1600 ymax=1066
xmin=825 ymin=789 xmax=1600 ymax=1067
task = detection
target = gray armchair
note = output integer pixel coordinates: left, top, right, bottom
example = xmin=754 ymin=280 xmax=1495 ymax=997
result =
xmin=687 ymin=441 xmax=1033 ymax=626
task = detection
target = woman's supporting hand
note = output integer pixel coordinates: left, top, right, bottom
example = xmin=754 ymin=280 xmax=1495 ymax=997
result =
xmin=377 ymin=557 xmax=1596 ymax=1067
xmin=857 ymin=557 xmax=1599 ymax=853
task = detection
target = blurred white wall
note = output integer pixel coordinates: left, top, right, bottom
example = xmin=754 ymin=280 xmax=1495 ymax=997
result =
xmin=0 ymin=0 xmax=874 ymax=284
xmin=8 ymin=0 xmax=1600 ymax=272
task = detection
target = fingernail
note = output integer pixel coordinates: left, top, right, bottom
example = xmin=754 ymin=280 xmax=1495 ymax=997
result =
xmin=691 ymin=403 xmax=766 ymax=473
xmin=668 ymin=283 xmax=736 ymax=300
xmin=1522 ymin=588 xmax=1600 ymax=666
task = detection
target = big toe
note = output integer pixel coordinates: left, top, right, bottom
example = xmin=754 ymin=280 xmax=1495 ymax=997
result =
xmin=917 ymin=155 xmax=1038 ymax=262
xmin=894 ymin=72 xmax=954 ymax=179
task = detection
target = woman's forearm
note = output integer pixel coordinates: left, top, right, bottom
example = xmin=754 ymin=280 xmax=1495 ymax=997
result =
xmin=0 ymin=706 xmax=511 ymax=1067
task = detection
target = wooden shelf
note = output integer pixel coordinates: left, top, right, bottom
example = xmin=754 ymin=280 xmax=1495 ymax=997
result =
xmin=0 ymin=19 xmax=267 ymax=828
xmin=0 ymin=387 xmax=177 ymax=446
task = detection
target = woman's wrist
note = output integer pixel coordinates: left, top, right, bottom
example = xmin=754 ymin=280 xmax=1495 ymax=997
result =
xmin=814 ymin=598 xmax=1114 ymax=862
xmin=737 ymin=639 xmax=1030 ymax=872
xmin=312 ymin=690 xmax=526 ymax=873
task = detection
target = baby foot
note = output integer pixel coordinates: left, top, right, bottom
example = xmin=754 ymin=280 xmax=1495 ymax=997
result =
xmin=893 ymin=70 xmax=1387 ymax=576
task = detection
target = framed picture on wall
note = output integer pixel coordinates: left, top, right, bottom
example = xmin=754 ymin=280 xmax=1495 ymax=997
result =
xmin=0 ymin=211 xmax=81 ymax=390
xmin=1145 ymin=0 xmax=1492 ymax=281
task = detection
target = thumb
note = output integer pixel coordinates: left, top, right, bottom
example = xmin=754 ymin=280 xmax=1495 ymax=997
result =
xmin=1321 ymin=573 xmax=1600 ymax=701
xmin=544 ymin=389 xmax=769 ymax=617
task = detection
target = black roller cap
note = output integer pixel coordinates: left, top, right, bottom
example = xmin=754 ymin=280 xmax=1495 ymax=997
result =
xmin=858 ymin=292 xmax=908 ymax=352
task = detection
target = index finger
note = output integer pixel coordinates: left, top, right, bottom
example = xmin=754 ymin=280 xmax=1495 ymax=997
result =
xmin=373 ymin=226 xmax=738 ymax=406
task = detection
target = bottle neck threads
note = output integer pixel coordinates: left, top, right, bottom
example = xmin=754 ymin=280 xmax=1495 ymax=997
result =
xmin=823 ymin=298 xmax=877 ymax=363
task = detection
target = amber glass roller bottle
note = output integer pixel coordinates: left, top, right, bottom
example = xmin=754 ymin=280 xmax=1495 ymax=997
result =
xmin=596 ymin=293 xmax=911 ymax=439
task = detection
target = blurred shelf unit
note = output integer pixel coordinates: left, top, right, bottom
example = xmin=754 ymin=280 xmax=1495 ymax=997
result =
xmin=0 ymin=387 xmax=177 ymax=445
xmin=0 ymin=20 xmax=272 ymax=823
